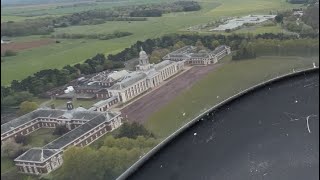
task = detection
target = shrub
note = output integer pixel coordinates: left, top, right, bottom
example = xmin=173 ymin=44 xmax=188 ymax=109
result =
xmin=3 ymin=50 xmax=17 ymax=57
xmin=14 ymin=135 xmax=27 ymax=145
xmin=53 ymin=125 xmax=69 ymax=136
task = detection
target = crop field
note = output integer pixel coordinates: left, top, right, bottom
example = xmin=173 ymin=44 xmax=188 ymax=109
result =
xmin=144 ymin=56 xmax=319 ymax=137
xmin=1 ymin=0 xmax=300 ymax=85
xmin=1 ymin=39 xmax=55 ymax=54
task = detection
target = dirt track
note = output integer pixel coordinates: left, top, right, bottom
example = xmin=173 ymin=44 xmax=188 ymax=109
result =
xmin=121 ymin=64 xmax=222 ymax=123
xmin=1 ymin=39 xmax=54 ymax=54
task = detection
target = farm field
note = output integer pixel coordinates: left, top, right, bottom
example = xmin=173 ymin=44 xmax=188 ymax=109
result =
xmin=1 ymin=0 xmax=300 ymax=85
xmin=1 ymin=39 xmax=55 ymax=54
xmin=144 ymin=56 xmax=319 ymax=138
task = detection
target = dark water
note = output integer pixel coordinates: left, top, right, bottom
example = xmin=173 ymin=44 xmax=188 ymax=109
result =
xmin=127 ymin=72 xmax=319 ymax=180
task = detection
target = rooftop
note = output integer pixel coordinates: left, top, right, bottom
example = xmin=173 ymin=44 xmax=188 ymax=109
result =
xmin=43 ymin=111 xmax=119 ymax=150
xmin=108 ymin=72 xmax=147 ymax=90
xmin=212 ymin=15 xmax=276 ymax=31
xmin=1 ymin=109 xmax=64 ymax=134
xmin=15 ymin=148 xmax=60 ymax=162
xmin=93 ymin=96 xmax=118 ymax=107
xmin=1 ymin=109 xmax=106 ymax=134
xmin=154 ymin=60 xmax=175 ymax=71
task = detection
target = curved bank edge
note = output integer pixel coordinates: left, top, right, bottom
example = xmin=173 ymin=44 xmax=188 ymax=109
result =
xmin=116 ymin=67 xmax=319 ymax=180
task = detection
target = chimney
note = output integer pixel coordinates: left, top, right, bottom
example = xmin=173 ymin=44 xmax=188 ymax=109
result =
xmin=66 ymin=101 xmax=74 ymax=110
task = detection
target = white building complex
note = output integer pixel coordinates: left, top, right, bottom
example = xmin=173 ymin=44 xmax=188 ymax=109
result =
xmin=211 ymin=15 xmax=276 ymax=31
xmin=107 ymin=48 xmax=184 ymax=103
xmin=163 ymin=45 xmax=231 ymax=65
xmin=93 ymin=45 xmax=231 ymax=108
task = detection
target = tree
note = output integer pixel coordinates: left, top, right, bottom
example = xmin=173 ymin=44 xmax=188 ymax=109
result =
xmin=1 ymin=138 xmax=24 ymax=159
xmin=18 ymin=101 xmax=39 ymax=115
xmin=149 ymin=48 xmax=170 ymax=63
xmin=211 ymin=40 xmax=220 ymax=49
xmin=173 ymin=41 xmax=186 ymax=50
xmin=3 ymin=50 xmax=17 ymax=57
xmin=116 ymin=122 xmax=154 ymax=139
xmin=275 ymin=14 xmax=284 ymax=24
xmin=58 ymin=147 xmax=100 ymax=180
xmin=195 ymin=40 xmax=204 ymax=48
xmin=14 ymin=135 xmax=27 ymax=145
xmin=53 ymin=125 xmax=69 ymax=136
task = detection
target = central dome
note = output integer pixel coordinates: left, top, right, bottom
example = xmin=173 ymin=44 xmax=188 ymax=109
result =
xmin=139 ymin=50 xmax=147 ymax=56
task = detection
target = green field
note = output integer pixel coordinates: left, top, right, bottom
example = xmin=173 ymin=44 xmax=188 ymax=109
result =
xmin=26 ymin=128 xmax=60 ymax=147
xmin=1 ymin=0 xmax=170 ymax=17
xmin=145 ymin=56 xmax=319 ymax=137
xmin=1 ymin=0 xmax=300 ymax=85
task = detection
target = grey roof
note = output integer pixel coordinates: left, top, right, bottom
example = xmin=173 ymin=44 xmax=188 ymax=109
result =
xmin=75 ymin=85 xmax=102 ymax=90
xmin=212 ymin=45 xmax=228 ymax=54
xmin=1 ymin=109 xmax=102 ymax=134
xmin=90 ymin=70 xmax=129 ymax=83
xmin=145 ymin=68 xmax=159 ymax=78
xmin=109 ymin=72 xmax=147 ymax=90
xmin=96 ymin=88 xmax=109 ymax=93
xmin=1 ymin=109 xmax=64 ymax=134
xmin=15 ymin=148 xmax=60 ymax=162
xmin=93 ymin=96 xmax=118 ymax=107
xmin=43 ymin=112 xmax=118 ymax=149
xmin=189 ymin=53 xmax=210 ymax=58
xmin=163 ymin=46 xmax=196 ymax=59
xmin=75 ymin=107 xmax=87 ymax=111
xmin=154 ymin=60 xmax=175 ymax=71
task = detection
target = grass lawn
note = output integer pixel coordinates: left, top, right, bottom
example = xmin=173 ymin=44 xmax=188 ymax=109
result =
xmin=1 ymin=157 xmax=14 ymax=173
xmin=1 ymin=0 xmax=300 ymax=85
xmin=49 ymin=99 xmax=100 ymax=109
xmin=26 ymin=128 xmax=59 ymax=147
xmin=144 ymin=56 xmax=319 ymax=138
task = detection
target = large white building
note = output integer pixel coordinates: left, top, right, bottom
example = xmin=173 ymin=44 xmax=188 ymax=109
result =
xmin=163 ymin=45 xmax=231 ymax=65
xmin=108 ymin=48 xmax=184 ymax=103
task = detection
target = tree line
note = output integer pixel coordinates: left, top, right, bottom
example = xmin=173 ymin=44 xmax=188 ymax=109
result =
xmin=51 ymin=31 xmax=132 ymax=40
xmin=1 ymin=32 xmax=319 ymax=107
xmin=301 ymin=4 xmax=319 ymax=30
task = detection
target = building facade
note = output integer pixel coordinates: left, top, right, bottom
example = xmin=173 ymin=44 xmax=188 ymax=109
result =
xmin=107 ymin=48 xmax=184 ymax=103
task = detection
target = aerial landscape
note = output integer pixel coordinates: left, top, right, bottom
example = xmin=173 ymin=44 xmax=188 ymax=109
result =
xmin=1 ymin=0 xmax=319 ymax=179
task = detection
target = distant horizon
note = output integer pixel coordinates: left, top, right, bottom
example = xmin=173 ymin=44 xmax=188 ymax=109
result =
xmin=1 ymin=0 xmax=92 ymax=6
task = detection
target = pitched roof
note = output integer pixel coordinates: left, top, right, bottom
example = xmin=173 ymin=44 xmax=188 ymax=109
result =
xmin=93 ymin=96 xmax=118 ymax=107
xmin=212 ymin=45 xmax=228 ymax=54
xmin=15 ymin=148 xmax=60 ymax=162
xmin=1 ymin=109 xmax=65 ymax=134
xmin=43 ymin=112 xmax=119 ymax=149
xmin=108 ymin=72 xmax=147 ymax=90
xmin=154 ymin=60 xmax=175 ymax=71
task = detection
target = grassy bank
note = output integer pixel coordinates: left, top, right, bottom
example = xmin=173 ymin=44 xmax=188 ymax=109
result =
xmin=145 ymin=56 xmax=319 ymax=137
